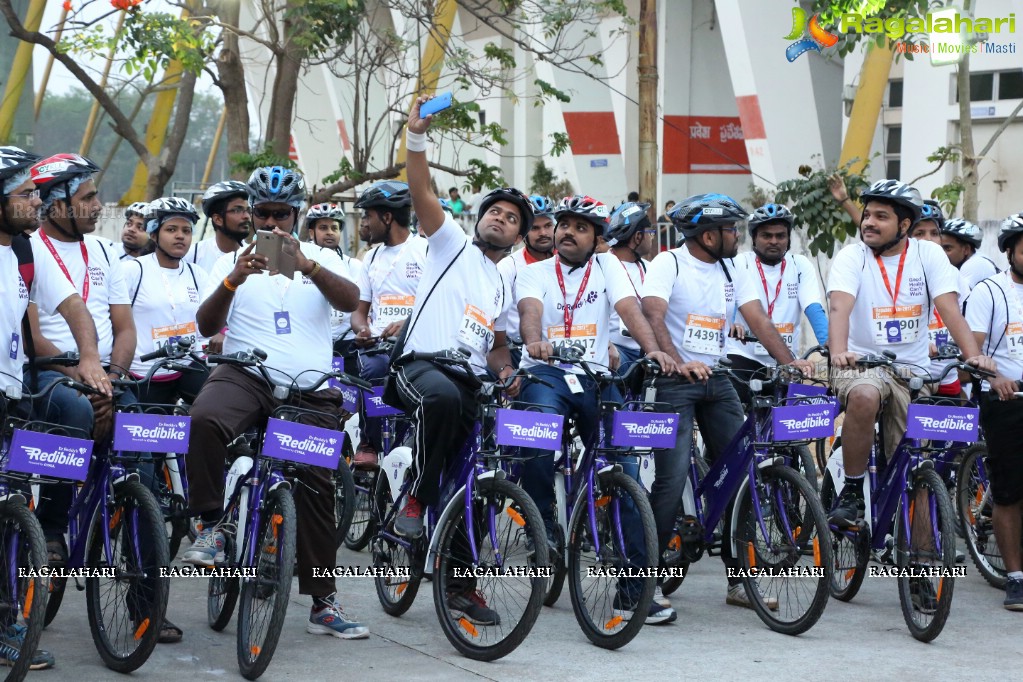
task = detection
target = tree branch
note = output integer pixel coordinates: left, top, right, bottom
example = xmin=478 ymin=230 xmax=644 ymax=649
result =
xmin=977 ymin=98 xmax=1023 ymax=159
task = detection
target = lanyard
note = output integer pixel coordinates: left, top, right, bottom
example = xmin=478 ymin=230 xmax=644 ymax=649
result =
xmin=875 ymin=241 xmax=909 ymax=306
xmin=555 ymin=257 xmax=593 ymax=338
xmin=754 ymin=256 xmax=786 ymax=317
xmin=617 ymin=256 xmax=645 ymax=299
xmin=271 ymin=275 xmax=292 ymax=312
xmin=40 ymin=230 xmax=89 ymax=302
xmin=158 ymin=264 xmax=183 ymax=312
xmin=369 ymin=238 xmax=413 ymax=295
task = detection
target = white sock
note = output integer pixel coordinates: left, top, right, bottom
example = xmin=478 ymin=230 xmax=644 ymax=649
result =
xmin=1008 ymin=571 xmax=1023 ymax=581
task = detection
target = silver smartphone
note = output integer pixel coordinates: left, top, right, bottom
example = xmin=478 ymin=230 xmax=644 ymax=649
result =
xmin=255 ymin=230 xmax=296 ymax=278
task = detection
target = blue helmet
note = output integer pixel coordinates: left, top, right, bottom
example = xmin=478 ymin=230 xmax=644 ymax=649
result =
xmin=917 ymin=200 xmax=945 ymax=230
xmin=668 ymin=193 xmax=747 ymax=237
xmin=247 ymin=166 xmax=305 ymax=208
xmin=529 ymin=195 xmax=555 ymax=220
xmin=747 ymin=203 xmax=794 ymax=238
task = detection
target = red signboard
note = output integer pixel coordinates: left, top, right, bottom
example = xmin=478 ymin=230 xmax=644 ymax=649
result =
xmin=662 ymin=115 xmax=750 ymax=175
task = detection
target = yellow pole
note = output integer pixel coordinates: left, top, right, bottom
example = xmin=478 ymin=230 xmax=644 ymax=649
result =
xmin=395 ymin=0 xmax=457 ymax=181
xmin=80 ymin=10 xmax=127 ymax=156
xmin=201 ymin=107 xmax=227 ymax=185
xmin=0 ymin=0 xmax=46 ymax=143
xmin=35 ymin=5 xmax=69 ymax=120
xmin=839 ymin=40 xmax=895 ymax=176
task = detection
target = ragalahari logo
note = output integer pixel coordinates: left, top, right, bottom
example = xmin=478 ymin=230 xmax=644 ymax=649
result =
xmin=784 ymin=7 xmax=839 ymax=62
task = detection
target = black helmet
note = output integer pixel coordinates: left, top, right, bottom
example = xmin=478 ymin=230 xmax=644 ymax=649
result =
xmin=476 ymin=187 xmax=534 ymax=236
xmin=353 ymin=181 xmax=411 ymax=210
xmin=201 ymin=180 xmax=249 ymax=216
xmin=917 ymin=200 xmax=945 ymax=230
xmin=144 ymin=197 xmax=200 ymax=234
xmin=668 ymin=193 xmax=747 ymax=238
xmin=747 ymin=203 xmax=794 ymax=238
xmin=0 ymin=146 xmax=41 ymax=191
xmin=998 ymin=212 xmax=1023 ymax=252
xmin=605 ymin=201 xmax=650 ymax=246
xmin=940 ymin=218 xmax=982 ymax=250
xmin=860 ymin=179 xmax=923 ymax=223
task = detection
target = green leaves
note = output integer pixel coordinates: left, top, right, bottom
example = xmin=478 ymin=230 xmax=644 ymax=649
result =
xmin=230 ymin=144 xmax=297 ymax=175
xmin=534 ymin=79 xmax=571 ymax=103
xmin=775 ymin=157 xmax=871 ymax=257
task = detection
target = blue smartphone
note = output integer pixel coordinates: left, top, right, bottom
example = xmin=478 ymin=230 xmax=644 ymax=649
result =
xmin=420 ymin=92 xmax=452 ymax=117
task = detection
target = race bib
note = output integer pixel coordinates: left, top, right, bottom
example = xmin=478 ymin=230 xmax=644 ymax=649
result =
xmin=683 ymin=314 xmax=724 ymax=355
xmin=548 ymin=323 xmax=598 ymax=364
xmin=754 ymin=322 xmax=795 ymax=356
xmin=872 ymin=305 xmax=922 ymax=345
xmin=457 ymin=304 xmax=494 ymax=354
xmin=927 ymin=317 xmax=949 ymax=349
xmin=151 ymin=321 xmax=198 ymax=353
xmin=1007 ymin=322 xmax=1023 ymax=359
xmin=375 ymin=294 xmax=415 ymax=328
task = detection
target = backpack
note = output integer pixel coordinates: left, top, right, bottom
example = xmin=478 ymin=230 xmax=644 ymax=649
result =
xmin=11 ymin=234 xmax=37 ymax=381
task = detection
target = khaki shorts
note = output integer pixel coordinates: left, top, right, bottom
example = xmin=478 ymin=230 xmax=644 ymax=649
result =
xmin=830 ymin=365 xmax=929 ymax=459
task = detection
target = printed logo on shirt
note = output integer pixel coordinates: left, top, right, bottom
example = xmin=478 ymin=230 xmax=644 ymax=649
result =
xmin=405 ymin=262 xmax=422 ymax=279
xmin=786 ymin=282 xmax=798 ymax=297
xmin=906 ymin=276 xmax=925 ymax=298
xmin=18 ymin=278 xmax=28 ymax=300
xmin=186 ymin=286 xmax=199 ymax=302
xmin=87 ymin=265 xmax=105 ymax=287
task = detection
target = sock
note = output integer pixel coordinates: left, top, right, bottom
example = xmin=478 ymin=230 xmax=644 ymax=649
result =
xmin=200 ymin=510 xmax=221 ymax=525
xmin=844 ymin=474 xmax=865 ymax=496
xmin=1008 ymin=571 xmax=1023 ymax=581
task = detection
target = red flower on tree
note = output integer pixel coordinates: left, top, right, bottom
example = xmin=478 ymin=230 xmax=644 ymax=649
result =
xmin=62 ymin=1 xmax=72 ymax=11
xmin=110 ymin=0 xmax=143 ymax=9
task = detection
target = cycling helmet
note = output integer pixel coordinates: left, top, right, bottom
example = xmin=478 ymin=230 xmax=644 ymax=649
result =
xmin=124 ymin=201 xmax=149 ymax=219
xmin=529 ymin=195 xmax=555 ymax=220
xmin=747 ymin=203 xmax=794 ymax=238
xmin=917 ymin=199 xmax=945 ymax=230
xmin=859 ymin=179 xmax=923 ymax=223
xmin=353 ymin=181 xmax=411 ymax=210
xmin=144 ymin=197 xmax=199 ymax=234
xmin=940 ymin=218 xmax=982 ymax=250
xmin=668 ymin=193 xmax=747 ymax=237
xmin=247 ymin=166 xmax=305 ymax=208
xmin=554 ymin=195 xmax=611 ymax=236
xmin=605 ymin=201 xmax=651 ymax=247
xmin=997 ymin=212 xmax=1023 ymax=253
xmin=0 ymin=146 xmax=41 ymax=191
xmin=305 ymin=202 xmax=344 ymax=223
xmin=31 ymin=153 xmax=101 ymax=203
xmin=476 ymin=187 xmax=534 ymax=236
xmin=201 ymin=180 xmax=249 ymax=216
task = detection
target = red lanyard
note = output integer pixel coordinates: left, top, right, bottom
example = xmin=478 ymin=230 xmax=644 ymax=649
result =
xmin=875 ymin=241 xmax=909 ymax=306
xmin=40 ymin=230 xmax=89 ymax=302
xmin=754 ymin=256 xmax=786 ymax=317
xmin=555 ymin=257 xmax=593 ymax=338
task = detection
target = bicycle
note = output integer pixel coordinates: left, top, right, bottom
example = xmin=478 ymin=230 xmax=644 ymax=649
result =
xmin=200 ymin=348 xmax=370 ymax=680
xmin=820 ymin=352 xmax=990 ymax=642
xmin=369 ymin=348 xmax=549 ymax=662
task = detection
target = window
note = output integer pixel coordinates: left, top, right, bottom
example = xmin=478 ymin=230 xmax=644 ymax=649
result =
xmin=886 ymin=127 xmax=902 ymax=154
xmin=885 ymin=126 xmax=901 ymax=182
xmin=954 ymin=70 xmax=1023 ymax=102
xmin=999 ymin=71 xmax=1023 ymax=100
xmin=955 ymin=72 xmax=995 ymax=101
xmin=888 ymin=79 xmax=903 ymax=108
xmin=886 ymin=159 xmax=901 ymax=178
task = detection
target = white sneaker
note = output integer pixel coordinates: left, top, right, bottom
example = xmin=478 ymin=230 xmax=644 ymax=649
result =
xmin=181 ymin=526 xmax=225 ymax=567
xmin=653 ymin=585 xmax=671 ymax=609
xmin=726 ymin=583 xmax=779 ymax=611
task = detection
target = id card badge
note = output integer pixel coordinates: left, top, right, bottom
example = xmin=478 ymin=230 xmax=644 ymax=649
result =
xmin=872 ymin=305 xmax=921 ymax=345
xmin=564 ymin=373 xmax=584 ymax=394
xmin=10 ymin=332 xmax=19 ymax=360
xmin=274 ymin=311 xmax=292 ymax=335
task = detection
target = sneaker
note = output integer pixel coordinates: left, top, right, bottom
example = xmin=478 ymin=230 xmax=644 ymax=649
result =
xmin=828 ymin=487 xmax=865 ymax=528
xmin=726 ymin=583 xmax=779 ymax=611
xmin=307 ymin=595 xmax=370 ymax=640
xmin=394 ymin=495 xmax=424 ymax=539
xmin=653 ymin=585 xmax=672 ymax=609
xmin=181 ymin=525 xmax=226 ymax=567
xmin=354 ymin=442 xmax=379 ymax=470
xmin=612 ymin=594 xmax=677 ymax=625
xmin=0 ymin=624 xmax=55 ymax=670
xmin=909 ymin=577 xmax=938 ymax=615
xmin=1004 ymin=577 xmax=1023 ymax=611
xmin=447 ymin=590 xmax=500 ymax=626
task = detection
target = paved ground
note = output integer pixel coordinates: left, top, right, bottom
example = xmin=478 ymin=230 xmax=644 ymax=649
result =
xmin=39 ymin=540 xmax=1016 ymax=681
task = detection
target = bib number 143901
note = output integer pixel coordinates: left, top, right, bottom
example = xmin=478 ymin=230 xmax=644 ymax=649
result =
xmin=872 ymin=305 xmax=921 ymax=344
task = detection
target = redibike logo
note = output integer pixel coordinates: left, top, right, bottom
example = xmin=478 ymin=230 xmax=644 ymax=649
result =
xmin=779 ymin=413 xmax=832 ymax=430
xmin=22 ymin=445 xmax=88 ymax=467
xmin=368 ymin=396 xmax=386 ymax=408
xmin=274 ymin=433 xmax=337 ymax=456
xmin=505 ymin=423 xmax=560 ymax=440
xmin=915 ymin=415 xmax=974 ymax=432
xmin=622 ymin=422 xmax=674 ymax=435
xmin=124 ymin=423 xmax=187 ymax=440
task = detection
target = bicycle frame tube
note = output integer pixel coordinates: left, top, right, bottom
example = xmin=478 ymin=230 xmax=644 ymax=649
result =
xmin=67 ymin=454 xmax=121 ymax=568
xmin=868 ymin=442 xmax=916 ymax=552
xmin=695 ymin=416 xmax=758 ymax=538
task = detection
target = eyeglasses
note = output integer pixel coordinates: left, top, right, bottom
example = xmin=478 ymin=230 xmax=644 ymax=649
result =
xmin=718 ymin=226 xmax=740 ymax=235
xmin=7 ymin=189 xmax=40 ymax=200
xmin=224 ymin=206 xmax=251 ymax=215
xmin=253 ymin=207 xmax=293 ymax=220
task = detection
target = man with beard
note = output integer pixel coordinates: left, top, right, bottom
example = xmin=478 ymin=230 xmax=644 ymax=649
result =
xmin=119 ymin=202 xmax=150 ymax=259
xmin=188 ymin=180 xmax=252 ymax=274
xmin=606 ymin=200 xmax=657 ymax=375
xmin=303 ymin=202 xmax=364 ymax=357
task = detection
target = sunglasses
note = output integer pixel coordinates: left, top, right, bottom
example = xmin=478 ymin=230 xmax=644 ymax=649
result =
xmin=253 ymin=207 xmax=293 ymax=220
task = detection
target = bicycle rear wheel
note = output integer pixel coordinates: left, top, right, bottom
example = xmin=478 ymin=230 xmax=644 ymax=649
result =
xmin=237 ymin=486 xmax=296 ymax=680
xmin=345 ymin=467 xmax=378 ymax=552
xmin=433 ymin=477 xmax=548 ymax=661
xmin=0 ymin=500 xmax=48 ymax=678
xmin=896 ymin=466 xmax=956 ymax=642
xmin=372 ymin=476 xmax=424 ymax=616
xmin=567 ymin=470 xmax=657 ymax=650
xmin=661 ymin=455 xmax=710 ymax=597
xmin=821 ymin=470 xmax=869 ymax=601
xmin=333 ymin=444 xmax=356 ymax=549
xmin=208 ymin=531 xmax=239 ymax=631
xmin=85 ymin=480 xmax=170 ymax=673
xmin=956 ymin=443 xmax=1007 ymax=589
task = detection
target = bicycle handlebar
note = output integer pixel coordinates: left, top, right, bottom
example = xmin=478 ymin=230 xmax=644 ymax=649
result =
xmin=34 ymin=351 xmax=81 ymax=367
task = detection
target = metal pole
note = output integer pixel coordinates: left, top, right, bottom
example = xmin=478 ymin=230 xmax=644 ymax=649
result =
xmin=79 ymin=9 xmax=127 ymax=156
xmin=201 ymin=107 xmax=228 ymax=186
xmin=34 ymin=5 xmax=69 ymax=120
xmin=0 ymin=0 xmax=46 ymax=142
xmin=638 ymin=0 xmax=659 ymax=215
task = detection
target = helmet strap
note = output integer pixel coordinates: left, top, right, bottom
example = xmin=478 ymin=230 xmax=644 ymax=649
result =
xmin=870 ymin=228 xmax=907 ymax=257
xmin=752 ymin=245 xmax=784 ymax=266
xmin=154 ymin=236 xmax=183 ymax=265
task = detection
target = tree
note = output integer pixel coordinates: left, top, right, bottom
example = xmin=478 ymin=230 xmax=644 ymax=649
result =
xmin=775 ymin=158 xmax=870 ymax=257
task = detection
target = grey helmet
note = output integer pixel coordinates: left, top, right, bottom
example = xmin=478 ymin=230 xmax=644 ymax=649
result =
xmin=305 ymin=202 xmax=344 ymax=223
xmin=998 ymin=212 xmax=1023 ymax=252
xmin=124 ymin=201 xmax=149 ymax=219
xmin=145 ymin=197 xmax=200 ymax=234
xmin=201 ymin=180 xmax=249 ymax=216
xmin=860 ymin=179 xmax=924 ymax=223
xmin=940 ymin=218 xmax=982 ymax=249
xmin=247 ymin=166 xmax=306 ymax=208
xmin=747 ymin=203 xmax=795 ymax=238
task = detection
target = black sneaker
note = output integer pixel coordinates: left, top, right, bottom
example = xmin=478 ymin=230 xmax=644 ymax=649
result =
xmin=1004 ymin=577 xmax=1023 ymax=611
xmin=909 ymin=577 xmax=938 ymax=615
xmin=828 ymin=488 xmax=865 ymax=528
xmin=394 ymin=495 xmax=424 ymax=539
xmin=447 ymin=590 xmax=500 ymax=626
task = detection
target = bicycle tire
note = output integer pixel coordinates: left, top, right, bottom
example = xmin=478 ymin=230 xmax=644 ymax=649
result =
xmin=236 ymin=486 xmax=296 ymax=680
xmin=372 ymin=475 xmax=423 ymax=616
xmin=796 ymin=445 xmax=819 ymax=493
xmin=661 ymin=455 xmax=710 ymax=597
xmin=345 ymin=467 xmax=377 ymax=551
xmin=820 ymin=471 xmax=869 ymax=601
xmin=333 ymin=444 xmax=356 ymax=549
xmin=956 ymin=443 xmax=1007 ymax=589
xmin=85 ymin=480 xmax=170 ymax=673
xmin=734 ymin=465 xmax=832 ymax=635
xmin=208 ymin=530 xmax=240 ymax=631
xmin=542 ymin=524 xmax=566 ymax=607
xmin=433 ymin=477 xmax=548 ymax=661
xmin=567 ymin=470 xmax=657 ymax=650
xmin=0 ymin=500 xmax=48 ymax=680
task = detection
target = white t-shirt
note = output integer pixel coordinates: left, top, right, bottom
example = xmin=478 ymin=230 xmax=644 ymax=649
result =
xmin=403 ymin=217 xmax=511 ymax=374
xmin=607 ymin=256 xmax=649 ymax=352
xmin=118 ymin=243 xmax=137 ymax=261
xmin=959 ymin=254 xmax=999 ymax=293
xmin=124 ymin=254 xmax=210 ymax=378
xmin=726 ymin=251 xmax=824 ymax=365
xmin=357 ymin=236 xmax=428 ymax=335
xmin=496 ymin=248 xmax=551 ymax=344
xmin=187 ymin=236 xmax=242 ymax=275
xmin=642 ymin=246 xmax=760 ymax=365
xmin=826 ymin=239 xmax=959 ymax=369
xmin=517 ymin=253 xmax=634 ymax=373
xmin=204 ymin=243 xmax=355 ymax=388
xmin=31 ymin=232 xmax=130 ymax=362
xmin=964 ymin=272 xmax=1023 ymax=390
xmin=1 ymin=241 xmax=78 ymax=391
xmin=332 ymin=254 xmax=363 ymax=341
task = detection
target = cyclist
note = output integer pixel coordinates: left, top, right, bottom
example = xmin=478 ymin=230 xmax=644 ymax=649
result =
xmin=348 ymin=181 xmax=426 ymax=468
xmin=119 ymin=201 xmax=150 ymax=260
xmin=389 ymin=98 xmax=524 ymax=625
xmin=188 ymin=180 xmax=252 ymax=274
xmin=606 ymin=200 xmax=656 ymax=376
xmin=725 ymin=203 xmax=828 ymax=405
xmin=826 ymin=179 xmax=995 ymax=529
xmin=517 ymin=194 xmax=679 ymax=624
xmin=642 ymin=193 xmax=814 ymax=610
xmin=183 ymin=166 xmax=369 ymax=640
xmin=123 ymin=197 xmax=210 ymax=403
xmin=303 ymin=202 xmax=364 ymax=358
xmin=941 ymin=217 xmax=999 ymax=291
xmin=962 ymin=213 xmax=1023 ymax=610
xmin=497 ymin=194 xmax=556 ymax=366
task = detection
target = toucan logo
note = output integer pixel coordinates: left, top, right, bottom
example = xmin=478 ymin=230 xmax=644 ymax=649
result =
xmin=784 ymin=8 xmax=839 ymax=62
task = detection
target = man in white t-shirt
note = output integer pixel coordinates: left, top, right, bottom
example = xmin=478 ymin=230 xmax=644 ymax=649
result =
xmin=119 ymin=202 xmax=150 ymax=260
xmin=605 ymin=201 xmax=655 ymax=376
xmin=963 ymin=213 xmax=1023 ymax=611
xmin=941 ymin=217 xmax=999 ymax=291
xmin=826 ymin=180 xmax=994 ymax=530
xmin=183 ymin=166 xmax=369 ymax=640
xmin=188 ymin=180 xmax=252 ymax=275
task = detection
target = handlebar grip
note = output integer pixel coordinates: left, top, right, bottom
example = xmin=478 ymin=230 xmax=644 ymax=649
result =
xmin=252 ymin=348 xmax=268 ymax=362
xmin=207 ymin=351 xmax=254 ymax=365
xmin=140 ymin=347 xmax=168 ymax=363
xmin=35 ymin=351 xmax=80 ymax=367
xmin=62 ymin=377 xmax=100 ymax=395
xmin=334 ymin=373 xmax=373 ymax=391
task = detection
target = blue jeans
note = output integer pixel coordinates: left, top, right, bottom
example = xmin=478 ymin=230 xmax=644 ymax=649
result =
xmin=651 ymin=375 xmax=746 ymax=576
xmin=613 ymin=343 xmax=642 ymax=378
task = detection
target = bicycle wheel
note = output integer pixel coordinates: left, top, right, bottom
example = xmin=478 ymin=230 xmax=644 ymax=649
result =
xmin=333 ymin=444 xmax=356 ymax=549
xmin=345 ymin=467 xmax=377 ymax=552
xmin=734 ymin=464 xmax=832 ymax=635
xmin=208 ymin=531 xmax=239 ymax=631
xmin=433 ymin=477 xmax=547 ymax=661
xmin=567 ymin=470 xmax=657 ymax=650
xmin=372 ymin=476 xmax=424 ymax=616
xmin=236 ymin=486 xmax=296 ymax=680
xmin=0 ymin=500 xmax=47 ymax=679
xmin=661 ymin=455 xmax=710 ymax=597
xmin=85 ymin=480 xmax=170 ymax=673
xmin=956 ymin=443 xmax=1007 ymax=588
xmin=542 ymin=524 xmax=566 ymax=607
xmin=796 ymin=445 xmax=819 ymax=493
xmin=821 ymin=470 xmax=869 ymax=601
xmin=153 ymin=456 xmax=189 ymax=559
xmin=896 ymin=466 xmax=956 ymax=642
